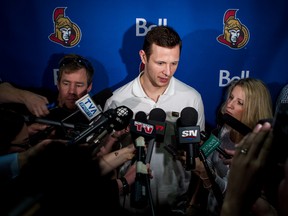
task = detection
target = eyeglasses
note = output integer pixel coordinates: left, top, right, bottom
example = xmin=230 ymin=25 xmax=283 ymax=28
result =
xmin=59 ymin=56 xmax=94 ymax=72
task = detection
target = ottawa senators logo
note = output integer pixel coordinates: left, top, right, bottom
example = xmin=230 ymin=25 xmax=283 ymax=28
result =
xmin=217 ymin=9 xmax=249 ymax=49
xmin=48 ymin=7 xmax=81 ymax=48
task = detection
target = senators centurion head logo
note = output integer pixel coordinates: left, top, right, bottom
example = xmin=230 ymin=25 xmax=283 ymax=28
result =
xmin=48 ymin=7 xmax=81 ymax=47
xmin=217 ymin=9 xmax=249 ymax=49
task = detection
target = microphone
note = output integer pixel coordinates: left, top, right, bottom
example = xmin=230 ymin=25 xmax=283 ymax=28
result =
xmin=70 ymin=105 xmax=133 ymax=145
xmin=48 ymin=88 xmax=110 ymax=116
xmin=271 ymin=103 xmax=288 ymax=164
xmin=148 ymin=108 xmax=166 ymax=143
xmin=130 ymin=111 xmax=155 ymax=209
xmin=176 ymin=107 xmax=200 ymax=171
xmin=146 ymin=108 xmax=166 ymax=163
xmin=75 ymin=93 xmax=103 ymax=121
xmin=199 ymin=131 xmax=232 ymax=159
xmin=130 ymin=136 xmax=149 ymax=209
xmin=91 ymin=88 xmax=113 ymax=109
xmin=201 ymin=111 xmax=251 ymax=159
xmin=24 ymin=94 xmax=101 ymax=129
xmin=218 ymin=112 xmax=252 ymax=136
xmin=67 ymin=93 xmax=111 ymax=143
xmin=47 ymin=92 xmax=104 ymax=125
xmin=25 ymin=93 xmax=110 ymax=145
xmin=130 ymin=111 xmax=156 ymax=141
xmin=35 ymin=93 xmax=103 ymax=129
xmin=23 ymin=115 xmax=79 ymax=129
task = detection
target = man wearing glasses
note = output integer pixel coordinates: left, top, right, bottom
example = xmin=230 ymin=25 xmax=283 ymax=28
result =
xmin=57 ymin=54 xmax=94 ymax=111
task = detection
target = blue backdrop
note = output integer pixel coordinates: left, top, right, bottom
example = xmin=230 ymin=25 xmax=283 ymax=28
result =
xmin=1 ymin=0 xmax=288 ymax=129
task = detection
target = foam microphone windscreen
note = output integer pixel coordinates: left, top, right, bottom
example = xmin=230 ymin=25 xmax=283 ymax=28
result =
xmin=179 ymin=107 xmax=198 ymax=126
xmin=221 ymin=113 xmax=252 ymax=136
xmin=112 ymin=106 xmax=134 ymax=131
xmin=91 ymin=88 xmax=113 ymax=109
xmin=135 ymin=111 xmax=148 ymax=122
xmin=149 ymin=108 xmax=166 ymax=122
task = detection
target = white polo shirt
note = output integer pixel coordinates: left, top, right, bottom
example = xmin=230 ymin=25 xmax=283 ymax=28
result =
xmin=104 ymin=72 xmax=205 ymax=213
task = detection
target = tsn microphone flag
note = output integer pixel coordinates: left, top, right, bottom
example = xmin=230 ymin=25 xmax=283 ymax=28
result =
xmin=76 ymin=94 xmax=102 ymax=121
xmin=200 ymin=134 xmax=221 ymax=157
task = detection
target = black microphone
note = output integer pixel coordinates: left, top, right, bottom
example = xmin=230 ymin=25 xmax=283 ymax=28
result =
xmin=218 ymin=112 xmax=252 ymax=136
xmin=271 ymin=103 xmax=288 ymax=164
xmin=26 ymin=93 xmax=108 ymax=145
xmin=145 ymin=108 xmax=166 ymax=164
xmin=48 ymin=88 xmax=111 ymax=119
xmin=148 ymin=108 xmax=166 ymax=143
xmin=48 ymin=93 xmax=103 ymax=125
xmin=130 ymin=111 xmax=156 ymax=141
xmin=91 ymin=88 xmax=113 ymax=110
xmin=23 ymin=115 xmax=77 ymax=129
xmin=88 ymin=105 xmax=134 ymax=147
xmin=176 ymin=107 xmax=200 ymax=171
xmin=199 ymin=131 xmax=232 ymax=159
xmin=130 ymin=111 xmax=155 ymax=209
xmin=70 ymin=105 xmax=133 ymax=145
xmin=130 ymin=135 xmax=149 ymax=209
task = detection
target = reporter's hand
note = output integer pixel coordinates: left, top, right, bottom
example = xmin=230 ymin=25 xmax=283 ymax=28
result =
xmin=98 ymin=144 xmax=136 ymax=176
xmin=193 ymin=157 xmax=206 ymax=176
xmin=27 ymin=123 xmax=50 ymax=136
xmin=221 ymin=122 xmax=273 ymax=216
xmin=124 ymin=162 xmax=152 ymax=186
xmin=18 ymin=139 xmax=67 ymax=170
xmin=220 ymin=148 xmax=235 ymax=166
xmin=22 ymin=90 xmax=50 ymax=117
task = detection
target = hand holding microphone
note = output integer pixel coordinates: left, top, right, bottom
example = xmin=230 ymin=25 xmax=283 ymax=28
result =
xmin=220 ymin=148 xmax=235 ymax=165
xmin=176 ymin=107 xmax=200 ymax=171
xmin=71 ymin=105 xmax=133 ymax=145
xmin=130 ymin=111 xmax=156 ymax=209
xmin=146 ymin=108 xmax=166 ymax=163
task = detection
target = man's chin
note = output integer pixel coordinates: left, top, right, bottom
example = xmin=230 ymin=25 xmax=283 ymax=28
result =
xmin=65 ymin=103 xmax=77 ymax=110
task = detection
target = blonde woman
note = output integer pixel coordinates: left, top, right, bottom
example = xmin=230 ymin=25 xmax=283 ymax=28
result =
xmin=192 ymin=78 xmax=273 ymax=216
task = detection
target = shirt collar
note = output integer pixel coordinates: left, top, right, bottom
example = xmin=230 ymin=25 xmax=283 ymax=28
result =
xmin=132 ymin=72 xmax=175 ymax=97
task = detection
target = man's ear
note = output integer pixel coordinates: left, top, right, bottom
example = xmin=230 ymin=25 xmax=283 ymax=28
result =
xmin=139 ymin=50 xmax=147 ymax=63
xmin=87 ymin=83 xmax=93 ymax=92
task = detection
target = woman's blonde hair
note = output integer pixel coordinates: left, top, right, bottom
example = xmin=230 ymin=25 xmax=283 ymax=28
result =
xmin=221 ymin=78 xmax=273 ymax=142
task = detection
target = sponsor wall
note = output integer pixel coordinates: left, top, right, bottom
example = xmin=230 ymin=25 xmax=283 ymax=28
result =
xmin=1 ymin=0 xmax=288 ymax=129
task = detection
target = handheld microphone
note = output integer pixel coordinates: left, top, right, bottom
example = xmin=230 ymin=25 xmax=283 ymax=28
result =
xmin=130 ymin=111 xmax=155 ymax=209
xmin=89 ymin=105 xmax=134 ymax=145
xmin=218 ymin=112 xmax=252 ymax=136
xmin=75 ymin=94 xmax=103 ymax=121
xmin=23 ymin=115 xmax=77 ymax=129
xmin=199 ymin=131 xmax=232 ymax=159
xmin=130 ymin=111 xmax=156 ymax=141
xmin=176 ymin=107 xmax=200 ymax=171
xmin=70 ymin=105 xmax=133 ymax=145
xmin=26 ymin=93 xmax=110 ymax=145
xmin=91 ymin=88 xmax=113 ymax=109
xmin=130 ymin=136 xmax=149 ymax=209
xmin=145 ymin=108 xmax=166 ymax=163
xmin=23 ymin=115 xmax=89 ymax=145
xmin=48 ymin=93 xmax=103 ymax=125
xmin=148 ymin=108 xmax=166 ymax=143
xmin=271 ymin=103 xmax=288 ymax=164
